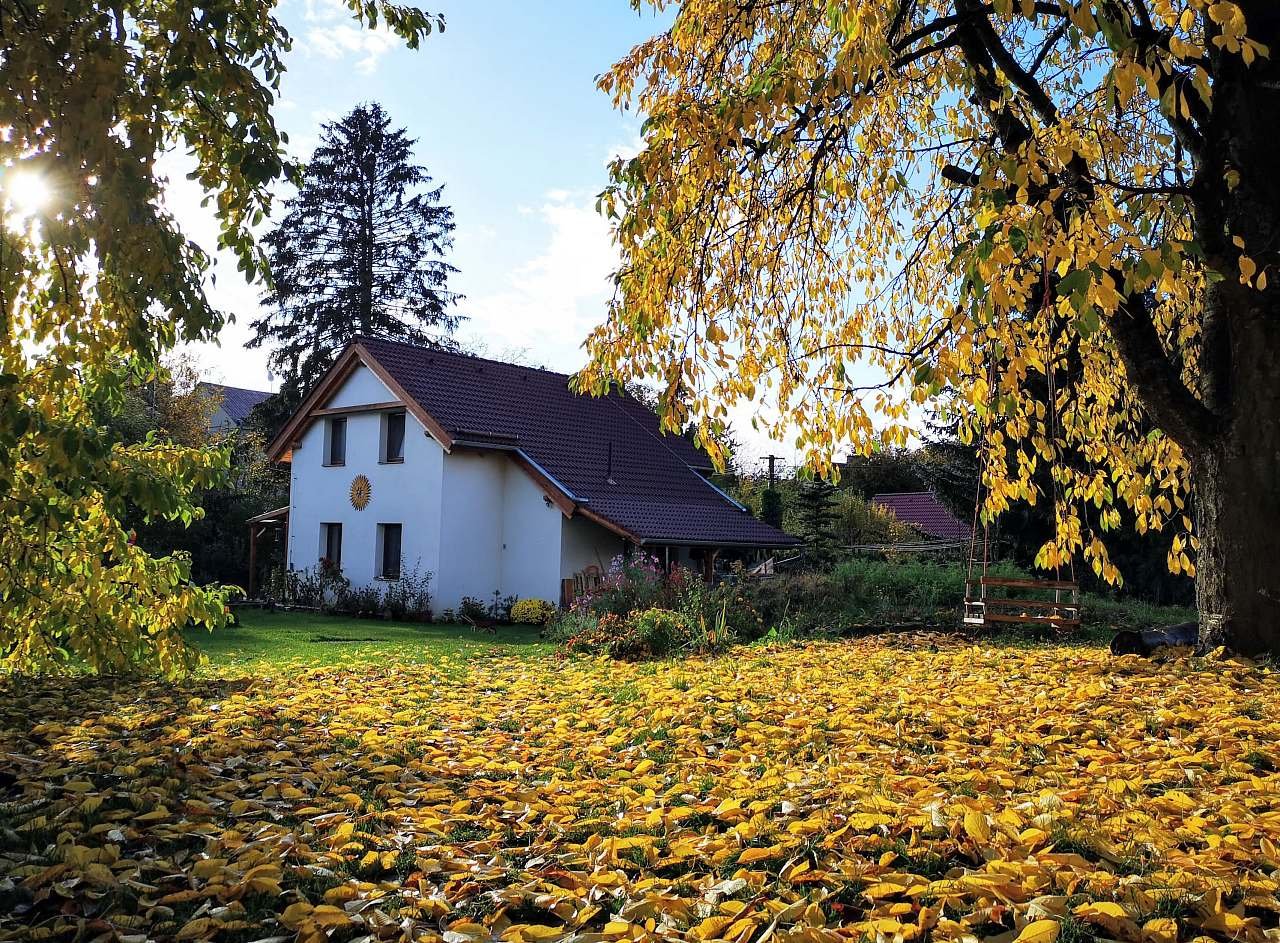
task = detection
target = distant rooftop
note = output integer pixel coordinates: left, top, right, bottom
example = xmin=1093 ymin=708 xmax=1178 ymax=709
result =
xmin=198 ymin=382 xmax=272 ymax=427
xmin=872 ymin=491 xmax=971 ymax=541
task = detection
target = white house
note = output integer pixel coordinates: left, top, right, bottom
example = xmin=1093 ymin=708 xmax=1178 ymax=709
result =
xmin=261 ymin=337 xmax=797 ymax=610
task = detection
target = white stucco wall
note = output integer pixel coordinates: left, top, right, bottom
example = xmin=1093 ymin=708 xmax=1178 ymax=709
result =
xmin=326 ymin=365 xmax=396 ymax=409
xmin=287 ymin=367 xmax=444 ymax=591
xmin=499 ymin=462 xmax=564 ymax=604
xmin=436 ymin=450 xmax=505 ymax=608
xmin=561 ymin=514 xmax=625 ymax=579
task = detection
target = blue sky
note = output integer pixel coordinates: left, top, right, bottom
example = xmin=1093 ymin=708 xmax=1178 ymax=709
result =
xmin=179 ymin=0 xmax=796 ymax=463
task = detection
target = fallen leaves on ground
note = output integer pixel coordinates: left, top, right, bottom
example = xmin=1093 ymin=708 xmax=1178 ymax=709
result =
xmin=1 ymin=636 xmax=1278 ymax=943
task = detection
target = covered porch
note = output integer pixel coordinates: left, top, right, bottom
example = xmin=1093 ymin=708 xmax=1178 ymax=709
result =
xmin=245 ymin=505 xmax=289 ymax=598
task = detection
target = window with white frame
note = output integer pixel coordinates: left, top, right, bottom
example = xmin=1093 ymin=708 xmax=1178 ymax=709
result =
xmin=376 ymin=523 xmax=402 ymax=580
xmin=319 ymin=522 xmax=342 ymax=568
xmin=381 ymin=411 xmax=406 ymax=463
xmin=323 ymin=416 xmax=347 ymax=466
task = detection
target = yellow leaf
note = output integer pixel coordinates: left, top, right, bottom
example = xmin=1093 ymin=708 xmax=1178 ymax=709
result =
xmin=1014 ymin=921 xmax=1060 ymax=943
xmin=175 ymin=917 xmax=218 ymax=941
xmin=309 ymin=904 xmax=352 ymax=928
xmin=510 ymin=926 xmax=567 ymax=941
xmin=964 ymin=810 xmax=993 ymax=843
xmin=738 ymin=845 xmax=780 ymax=864
xmin=279 ymin=902 xmax=314 ymax=929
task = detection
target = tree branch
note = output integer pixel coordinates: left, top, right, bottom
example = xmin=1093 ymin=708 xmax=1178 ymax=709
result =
xmin=1108 ymin=288 xmax=1218 ymax=453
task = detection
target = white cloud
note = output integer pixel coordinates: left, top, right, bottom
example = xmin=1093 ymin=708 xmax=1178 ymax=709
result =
xmin=304 ymin=24 xmax=399 ymax=74
xmin=298 ymin=0 xmax=398 ymax=74
xmin=457 ymin=190 xmax=615 ymax=373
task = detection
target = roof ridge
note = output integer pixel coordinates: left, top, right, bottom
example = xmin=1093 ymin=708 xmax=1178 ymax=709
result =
xmin=355 ymin=335 xmax=578 ymax=382
xmin=198 ymin=381 xmax=272 ymax=395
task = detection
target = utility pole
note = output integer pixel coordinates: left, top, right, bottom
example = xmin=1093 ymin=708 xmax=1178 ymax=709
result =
xmin=765 ymin=454 xmax=782 ymax=488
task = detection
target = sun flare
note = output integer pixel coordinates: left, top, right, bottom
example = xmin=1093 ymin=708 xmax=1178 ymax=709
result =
xmin=4 ymin=168 xmax=53 ymax=218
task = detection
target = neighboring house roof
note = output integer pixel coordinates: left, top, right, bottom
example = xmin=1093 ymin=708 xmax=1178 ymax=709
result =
xmin=270 ymin=337 xmax=798 ymax=549
xmin=872 ymin=491 xmax=972 ymax=541
xmin=198 ymin=382 xmax=272 ymax=427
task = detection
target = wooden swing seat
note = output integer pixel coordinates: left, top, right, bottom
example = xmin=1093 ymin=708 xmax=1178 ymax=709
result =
xmin=963 ymin=576 xmax=1081 ymax=628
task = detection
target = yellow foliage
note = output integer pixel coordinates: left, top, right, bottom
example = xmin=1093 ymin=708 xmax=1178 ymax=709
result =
xmin=1 ymin=637 xmax=1278 ymax=941
xmin=579 ymin=2 xmax=1276 ymax=588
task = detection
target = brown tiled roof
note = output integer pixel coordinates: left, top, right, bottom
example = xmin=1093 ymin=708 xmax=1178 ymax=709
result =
xmin=357 ymin=337 xmax=798 ymax=548
xmin=872 ymin=491 xmax=972 ymax=541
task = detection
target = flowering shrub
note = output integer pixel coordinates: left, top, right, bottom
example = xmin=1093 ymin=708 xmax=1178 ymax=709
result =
xmin=511 ymin=598 xmax=556 ymax=625
xmin=573 ymin=553 xmax=672 ymax=617
xmin=554 ymin=552 xmax=761 ymax=659
xmin=266 ymin=561 xmax=432 ymax=620
xmin=556 ymin=606 xmax=739 ymax=660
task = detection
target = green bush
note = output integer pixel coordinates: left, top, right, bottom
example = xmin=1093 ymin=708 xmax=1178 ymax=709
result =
xmin=511 ymin=598 xmax=556 ymax=625
xmin=743 ymin=557 xmax=1028 ymax=632
xmin=630 ymin=608 xmax=690 ymax=655
xmin=553 ymin=552 xmax=1194 ymax=655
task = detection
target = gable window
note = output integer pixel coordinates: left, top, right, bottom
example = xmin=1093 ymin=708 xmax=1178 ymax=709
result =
xmin=376 ymin=523 xmax=402 ymax=580
xmin=381 ymin=411 xmax=406 ymax=463
xmin=320 ymin=522 xmax=343 ymax=568
xmin=324 ymin=416 xmax=347 ymax=466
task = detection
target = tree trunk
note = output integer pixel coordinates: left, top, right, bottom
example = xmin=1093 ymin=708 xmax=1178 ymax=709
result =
xmin=1193 ymin=308 xmax=1280 ymax=654
xmin=1187 ymin=1 xmax=1280 ymax=653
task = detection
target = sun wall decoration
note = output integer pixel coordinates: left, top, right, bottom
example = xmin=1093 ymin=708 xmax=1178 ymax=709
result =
xmin=349 ymin=474 xmax=371 ymax=510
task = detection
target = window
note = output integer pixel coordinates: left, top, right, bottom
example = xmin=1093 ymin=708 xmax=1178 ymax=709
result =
xmin=320 ymin=522 xmax=342 ymax=568
xmin=324 ymin=416 xmax=346 ymax=466
xmin=377 ymin=523 xmax=402 ymax=580
xmin=382 ymin=411 xmax=406 ymax=463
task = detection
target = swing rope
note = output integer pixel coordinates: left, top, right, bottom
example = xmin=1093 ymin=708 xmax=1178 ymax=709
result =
xmin=963 ymin=262 xmax=1081 ymax=628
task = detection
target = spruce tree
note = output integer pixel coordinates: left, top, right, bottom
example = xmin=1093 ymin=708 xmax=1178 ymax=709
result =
xmin=250 ymin=103 xmax=461 ymax=418
xmin=794 ymin=478 xmax=839 ymax=568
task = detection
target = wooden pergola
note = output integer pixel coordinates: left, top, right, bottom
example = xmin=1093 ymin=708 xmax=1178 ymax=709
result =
xmin=246 ymin=505 xmax=289 ymax=598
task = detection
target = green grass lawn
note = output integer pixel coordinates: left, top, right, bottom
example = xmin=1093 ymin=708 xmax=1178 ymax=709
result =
xmin=187 ymin=608 xmax=552 ymax=671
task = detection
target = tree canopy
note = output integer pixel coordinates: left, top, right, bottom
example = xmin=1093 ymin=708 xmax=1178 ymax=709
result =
xmin=582 ymin=0 xmax=1280 ymax=652
xmin=249 ymin=103 xmax=462 ymax=413
xmin=0 ymin=0 xmax=440 ymax=673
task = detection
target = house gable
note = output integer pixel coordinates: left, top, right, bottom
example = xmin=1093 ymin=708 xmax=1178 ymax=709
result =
xmin=285 ymin=364 xmax=447 ymax=589
xmin=267 ymin=344 xmax=452 ymax=462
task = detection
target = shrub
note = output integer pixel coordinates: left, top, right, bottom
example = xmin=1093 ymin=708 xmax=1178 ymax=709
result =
xmin=560 ymin=612 xmax=637 ymax=658
xmin=546 ymin=607 xmax=598 ymax=644
xmin=343 ymin=584 xmax=383 ymax=616
xmin=741 ymin=557 xmax=1020 ymax=633
xmin=669 ymin=563 xmax=764 ymax=641
xmin=459 ymin=596 xmax=489 ymax=622
xmin=630 ymin=608 xmax=689 ymax=654
xmin=488 ymin=592 xmax=518 ymax=621
xmin=511 ymin=598 xmax=556 ymax=625
xmin=271 ymin=562 xmax=350 ymax=610
xmin=574 ymin=553 xmax=671 ymax=617
xmin=555 ymin=606 xmax=742 ymax=660
xmin=832 ymin=492 xmax=917 ymax=545
xmin=382 ymin=564 xmax=432 ymax=621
